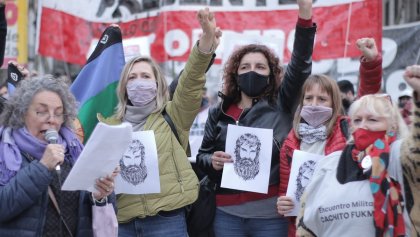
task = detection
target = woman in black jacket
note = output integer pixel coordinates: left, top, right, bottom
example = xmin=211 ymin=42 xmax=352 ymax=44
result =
xmin=196 ymin=0 xmax=316 ymax=236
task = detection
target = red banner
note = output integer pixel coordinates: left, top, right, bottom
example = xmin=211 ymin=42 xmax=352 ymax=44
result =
xmin=38 ymin=1 xmax=382 ymax=65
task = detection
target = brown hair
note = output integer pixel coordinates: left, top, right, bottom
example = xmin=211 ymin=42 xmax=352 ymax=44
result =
xmin=222 ymin=44 xmax=283 ymax=104
xmin=292 ymin=74 xmax=343 ymax=137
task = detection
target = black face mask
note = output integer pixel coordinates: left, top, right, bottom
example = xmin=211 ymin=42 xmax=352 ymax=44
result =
xmin=237 ymin=71 xmax=269 ymax=98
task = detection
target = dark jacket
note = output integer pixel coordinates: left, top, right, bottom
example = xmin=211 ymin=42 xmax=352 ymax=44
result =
xmin=197 ymin=24 xmax=317 ymax=197
xmin=0 ymin=155 xmax=110 ymax=236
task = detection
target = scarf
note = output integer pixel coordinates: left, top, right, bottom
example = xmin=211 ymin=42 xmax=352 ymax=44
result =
xmin=351 ymin=131 xmax=405 ymax=237
xmin=0 ymin=126 xmax=83 ymax=186
xmin=123 ymin=100 xmax=157 ymax=132
xmin=298 ymin=123 xmax=327 ymax=144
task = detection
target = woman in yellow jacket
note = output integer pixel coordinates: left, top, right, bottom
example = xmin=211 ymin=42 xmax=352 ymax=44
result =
xmin=101 ymin=8 xmax=222 ymax=237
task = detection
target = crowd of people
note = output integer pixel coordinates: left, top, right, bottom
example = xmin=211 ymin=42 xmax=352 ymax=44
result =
xmin=0 ymin=0 xmax=419 ymax=237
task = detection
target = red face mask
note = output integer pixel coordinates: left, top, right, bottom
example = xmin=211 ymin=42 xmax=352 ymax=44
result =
xmin=352 ymin=128 xmax=386 ymax=151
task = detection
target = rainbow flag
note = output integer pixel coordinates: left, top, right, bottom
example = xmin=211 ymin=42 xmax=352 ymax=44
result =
xmin=71 ymin=25 xmax=125 ymax=143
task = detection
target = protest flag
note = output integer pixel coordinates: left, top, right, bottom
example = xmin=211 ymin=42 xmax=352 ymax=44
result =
xmin=71 ymin=25 xmax=125 ymax=143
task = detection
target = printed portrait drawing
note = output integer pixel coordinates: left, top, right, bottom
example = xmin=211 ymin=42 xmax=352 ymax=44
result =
xmin=120 ymin=139 xmax=147 ymax=186
xmin=234 ymin=133 xmax=261 ymax=181
xmin=295 ymin=160 xmax=316 ymax=202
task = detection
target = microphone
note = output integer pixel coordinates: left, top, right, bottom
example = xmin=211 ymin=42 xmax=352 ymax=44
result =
xmin=45 ymin=129 xmax=60 ymax=172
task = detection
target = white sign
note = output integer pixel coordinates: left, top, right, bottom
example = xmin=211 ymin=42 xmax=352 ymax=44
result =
xmin=221 ymin=124 xmax=273 ymax=194
xmin=62 ymin=122 xmax=132 ymax=192
xmin=285 ymin=150 xmax=324 ymax=216
xmin=115 ymin=130 xmax=160 ymax=194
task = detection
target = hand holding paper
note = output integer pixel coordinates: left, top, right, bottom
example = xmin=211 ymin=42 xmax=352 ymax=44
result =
xmin=277 ymin=196 xmax=295 ymax=216
xmin=285 ymin=150 xmax=324 ymax=216
xmin=92 ymin=166 xmax=121 ymax=200
xmin=62 ymin=122 xmax=132 ymax=192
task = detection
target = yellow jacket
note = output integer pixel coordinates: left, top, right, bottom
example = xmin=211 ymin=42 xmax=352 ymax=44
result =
xmin=100 ymin=44 xmax=213 ymax=222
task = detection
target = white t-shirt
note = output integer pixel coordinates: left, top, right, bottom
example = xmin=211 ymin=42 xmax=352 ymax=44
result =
xmin=302 ymin=142 xmax=411 ymax=236
xmin=303 ymin=151 xmax=376 ymax=236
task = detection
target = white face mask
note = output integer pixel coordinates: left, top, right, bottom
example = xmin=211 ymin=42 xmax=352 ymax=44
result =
xmin=126 ymin=79 xmax=157 ymax=106
xmin=300 ymin=105 xmax=333 ymax=128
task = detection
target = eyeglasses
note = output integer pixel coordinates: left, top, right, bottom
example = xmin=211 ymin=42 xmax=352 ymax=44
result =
xmin=35 ymin=111 xmax=66 ymax=122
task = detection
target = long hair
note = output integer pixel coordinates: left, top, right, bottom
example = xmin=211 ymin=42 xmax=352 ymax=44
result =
xmin=293 ymin=74 xmax=343 ymax=138
xmin=222 ymin=44 xmax=283 ymax=104
xmin=114 ymin=56 xmax=169 ymax=120
xmin=0 ymin=75 xmax=77 ymax=128
xmin=348 ymin=94 xmax=409 ymax=139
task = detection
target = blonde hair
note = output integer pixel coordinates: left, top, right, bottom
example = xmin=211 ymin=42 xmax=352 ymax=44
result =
xmin=114 ymin=56 xmax=169 ymax=120
xmin=348 ymin=94 xmax=409 ymax=138
xmin=293 ymin=74 xmax=343 ymax=138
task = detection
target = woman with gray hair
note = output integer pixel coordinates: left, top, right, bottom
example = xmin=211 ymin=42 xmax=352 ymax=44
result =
xmin=0 ymin=76 xmax=117 ymax=236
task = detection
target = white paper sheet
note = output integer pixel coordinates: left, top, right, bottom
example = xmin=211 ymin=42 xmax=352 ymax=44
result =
xmin=62 ymin=122 xmax=132 ymax=192
xmin=221 ymin=124 xmax=273 ymax=194
xmin=285 ymin=150 xmax=324 ymax=216
xmin=114 ymin=130 xmax=160 ymax=194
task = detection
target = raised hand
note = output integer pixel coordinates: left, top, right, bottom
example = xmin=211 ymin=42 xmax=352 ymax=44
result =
xmin=298 ymin=0 xmax=313 ymax=20
xmin=403 ymin=65 xmax=420 ymax=95
xmin=197 ymin=8 xmax=220 ymax=53
xmin=213 ymin=27 xmax=222 ymax=51
xmin=356 ymin=38 xmax=379 ymax=62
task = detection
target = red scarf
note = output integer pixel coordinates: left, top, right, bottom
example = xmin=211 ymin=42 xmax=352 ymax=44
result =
xmin=352 ymin=129 xmax=405 ymax=237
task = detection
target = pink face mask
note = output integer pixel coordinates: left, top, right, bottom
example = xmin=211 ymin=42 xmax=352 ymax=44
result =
xmin=300 ymin=105 xmax=333 ymax=128
xmin=126 ymin=79 xmax=157 ymax=107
